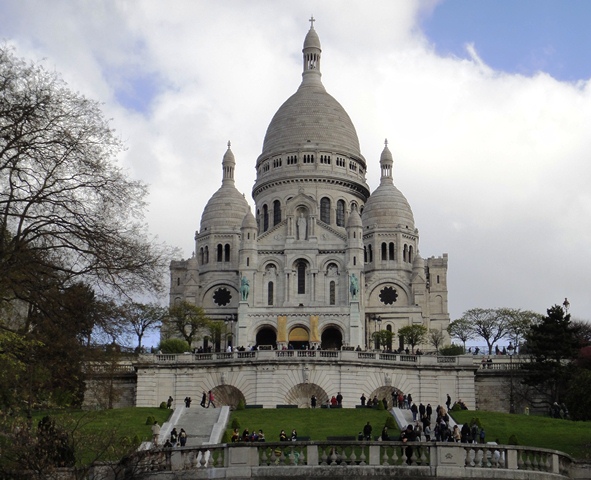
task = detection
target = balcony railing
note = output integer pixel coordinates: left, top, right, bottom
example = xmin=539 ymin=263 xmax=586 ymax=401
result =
xmin=143 ymin=350 xmax=476 ymax=367
xmin=127 ymin=441 xmax=572 ymax=479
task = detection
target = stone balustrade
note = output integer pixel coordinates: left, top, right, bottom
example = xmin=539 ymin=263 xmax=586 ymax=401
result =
xmin=140 ymin=350 xmax=475 ymax=367
xmin=126 ymin=441 xmax=573 ymax=479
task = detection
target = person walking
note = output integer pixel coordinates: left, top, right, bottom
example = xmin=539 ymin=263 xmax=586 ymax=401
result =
xmin=200 ymin=391 xmax=207 ymax=408
xmin=166 ymin=396 xmax=173 ymax=409
xmin=179 ymin=428 xmax=187 ymax=447
xmin=151 ymin=421 xmax=161 ymax=446
xmin=207 ymin=390 xmax=216 ymax=408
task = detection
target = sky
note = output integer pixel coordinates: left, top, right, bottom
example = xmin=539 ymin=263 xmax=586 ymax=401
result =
xmin=1 ymin=0 xmax=591 ymax=339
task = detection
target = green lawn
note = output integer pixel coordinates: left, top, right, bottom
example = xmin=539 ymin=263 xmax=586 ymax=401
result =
xmin=31 ymin=407 xmax=172 ymax=464
xmin=227 ymin=408 xmax=397 ymax=442
xmin=451 ymin=410 xmax=591 ymax=460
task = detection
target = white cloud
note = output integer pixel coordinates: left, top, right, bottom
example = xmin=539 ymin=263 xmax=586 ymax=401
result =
xmin=1 ymin=0 xmax=590 ymax=322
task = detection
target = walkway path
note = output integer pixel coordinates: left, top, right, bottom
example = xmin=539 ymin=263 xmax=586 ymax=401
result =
xmin=148 ymin=404 xmax=229 ymax=449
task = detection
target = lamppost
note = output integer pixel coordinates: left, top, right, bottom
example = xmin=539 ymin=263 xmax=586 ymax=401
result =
xmin=368 ymin=314 xmax=381 ymax=350
xmin=225 ymin=314 xmax=238 ymax=350
xmin=507 ymin=342 xmax=515 ymax=414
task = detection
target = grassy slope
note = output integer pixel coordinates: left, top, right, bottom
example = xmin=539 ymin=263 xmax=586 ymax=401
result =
xmin=451 ymin=410 xmax=591 ymax=460
xmin=228 ymin=408 xmax=397 ymax=442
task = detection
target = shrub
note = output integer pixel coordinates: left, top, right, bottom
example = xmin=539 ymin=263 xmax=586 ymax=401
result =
xmin=385 ymin=415 xmax=397 ymax=429
xmin=451 ymin=402 xmax=462 ymax=412
xmin=508 ymin=434 xmax=519 ymax=445
xmin=145 ymin=416 xmax=155 ymax=425
xmin=236 ymin=399 xmax=245 ymax=410
xmin=469 ymin=417 xmax=483 ymax=429
xmin=439 ymin=344 xmax=465 ymax=356
xmin=159 ymin=402 xmax=167 ymax=409
xmin=376 ymin=400 xmax=385 ymax=410
xmin=221 ymin=430 xmax=231 ymax=443
xmin=159 ymin=338 xmax=190 ymax=353
xmin=231 ymin=418 xmax=241 ymax=429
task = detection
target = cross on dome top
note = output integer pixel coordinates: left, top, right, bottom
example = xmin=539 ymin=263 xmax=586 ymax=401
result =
xmin=309 ymin=15 xmax=315 ymax=28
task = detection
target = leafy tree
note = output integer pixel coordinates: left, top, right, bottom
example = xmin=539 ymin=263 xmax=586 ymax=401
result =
xmin=0 ymin=45 xmax=175 ymax=316
xmin=398 ymin=325 xmax=428 ymax=353
xmin=371 ymin=329 xmax=394 ymax=350
xmin=207 ymin=320 xmax=225 ymax=352
xmin=564 ymin=369 xmax=591 ymax=420
xmin=428 ymin=328 xmax=446 ymax=352
xmin=571 ymin=319 xmax=591 ymax=348
xmin=447 ymin=318 xmax=476 ymax=350
xmin=165 ymin=302 xmax=209 ymax=347
xmin=159 ymin=338 xmax=190 ymax=353
xmin=522 ymin=305 xmax=580 ymax=406
xmin=439 ymin=344 xmax=465 ymax=356
xmin=504 ymin=309 xmax=543 ymax=350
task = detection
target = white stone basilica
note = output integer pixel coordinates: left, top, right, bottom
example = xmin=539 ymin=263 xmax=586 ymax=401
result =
xmin=167 ymin=22 xmax=450 ymax=352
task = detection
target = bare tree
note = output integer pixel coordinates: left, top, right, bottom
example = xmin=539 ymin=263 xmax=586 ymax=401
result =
xmin=428 ymin=328 xmax=446 ymax=353
xmin=120 ymin=302 xmax=166 ymax=352
xmin=0 ymin=46 xmax=176 ymax=315
xmin=462 ymin=308 xmax=511 ymax=354
xmin=447 ymin=317 xmax=476 ymax=350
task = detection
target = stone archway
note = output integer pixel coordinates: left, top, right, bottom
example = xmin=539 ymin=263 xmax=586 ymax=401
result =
xmin=256 ymin=327 xmax=277 ymax=348
xmin=321 ymin=326 xmax=342 ymax=350
xmin=285 ymin=383 xmax=328 ymax=408
xmin=210 ymin=385 xmax=246 ymax=408
xmin=367 ymin=386 xmax=403 ymax=409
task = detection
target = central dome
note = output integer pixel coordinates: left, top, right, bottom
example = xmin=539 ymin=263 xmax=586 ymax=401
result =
xmin=261 ymin=83 xmax=361 ymax=158
xmin=259 ymin=25 xmax=361 ymax=160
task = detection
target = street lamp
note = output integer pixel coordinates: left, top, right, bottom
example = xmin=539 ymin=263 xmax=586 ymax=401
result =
xmin=368 ymin=314 xmax=381 ymax=350
xmin=225 ymin=314 xmax=238 ymax=350
xmin=507 ymin=342 xmax=515 ymax=414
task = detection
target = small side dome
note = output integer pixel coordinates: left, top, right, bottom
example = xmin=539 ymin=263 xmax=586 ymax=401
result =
xmin=362 ymin=183 xmax=415 ymax=230
xmin=241 ymin=208 xmax=257 ymax=230
xmin=200 ymin=186 xmax=249 ymax=232
xmin=346 ymin=208 xmax=362 ymax=228
xmin=200 ymin=143 xmax=250 ymax=231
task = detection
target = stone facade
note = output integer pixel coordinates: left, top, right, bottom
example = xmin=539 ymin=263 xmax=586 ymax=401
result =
xmin=167 ymin=22 xmax=449 ymax=353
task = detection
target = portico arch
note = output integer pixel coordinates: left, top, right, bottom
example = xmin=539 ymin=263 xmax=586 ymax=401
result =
xmin=321 ymin=326 xmax=343 ymax=350
xmin=256 ymin=326 xmax=277 ymax=348
xmin=289 ymin=326 xmax=309 ymax=349
xmin=285 ymin=383 xmax=328 ymax=408
xmin=210 ymin=385 xmax=246 ymax=408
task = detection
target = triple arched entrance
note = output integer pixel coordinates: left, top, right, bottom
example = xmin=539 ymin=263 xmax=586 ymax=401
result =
xmin=255 ymin=325 xmax=343 ymax=350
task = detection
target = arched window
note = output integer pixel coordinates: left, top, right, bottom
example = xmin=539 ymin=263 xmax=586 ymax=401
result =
xmin=297 ymin=261 xmax=306 ymax=294
xmin=403 ymin=244 xmax=408 ymax=262
xmin=329 ymin=281 xmax=336 ymax=305
xmin=409 ymin=245 xmax=413 ymax=263
xmin=204 ymin=246 xmax=209 ymax=264
xmin=246 ymin=257 xmax=250 ymax=267
xmin=268 ymin=282 xmax=274 ymax=305
xmin=263 ymin=204 xmax=269 ymax=232
xmin=217 ymin=244 xmax=223 ymax=262
xmin=199 ymin=247 xmax=204 ymax=264
xmin=273 ymin=200 xmax=281 ymax=226
xmin=364 ymin=246 xmax=367 ymax=263
xmin=224 ymin=244 xmax=230 ymax=262
xmin=320 ymin=197 xmax=331 ymax=224
xmin=389 ymin=242 xmax=395 ymax=260
xmin=368 ymin=244 xmax=373 ymax=263
xmin=381 ymin=242 xmax=387 ymax=261
xmin=336 ymin=200 xmax=345 ymax=227
xmin=386 ymin=324 xmax=393 ymax=350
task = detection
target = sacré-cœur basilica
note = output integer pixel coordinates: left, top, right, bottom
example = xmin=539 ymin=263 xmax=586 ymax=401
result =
xmin=136 ymin=21 xmax=470 ymax=410
xmin=166 ymin=20 xmax=450 ymax=354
